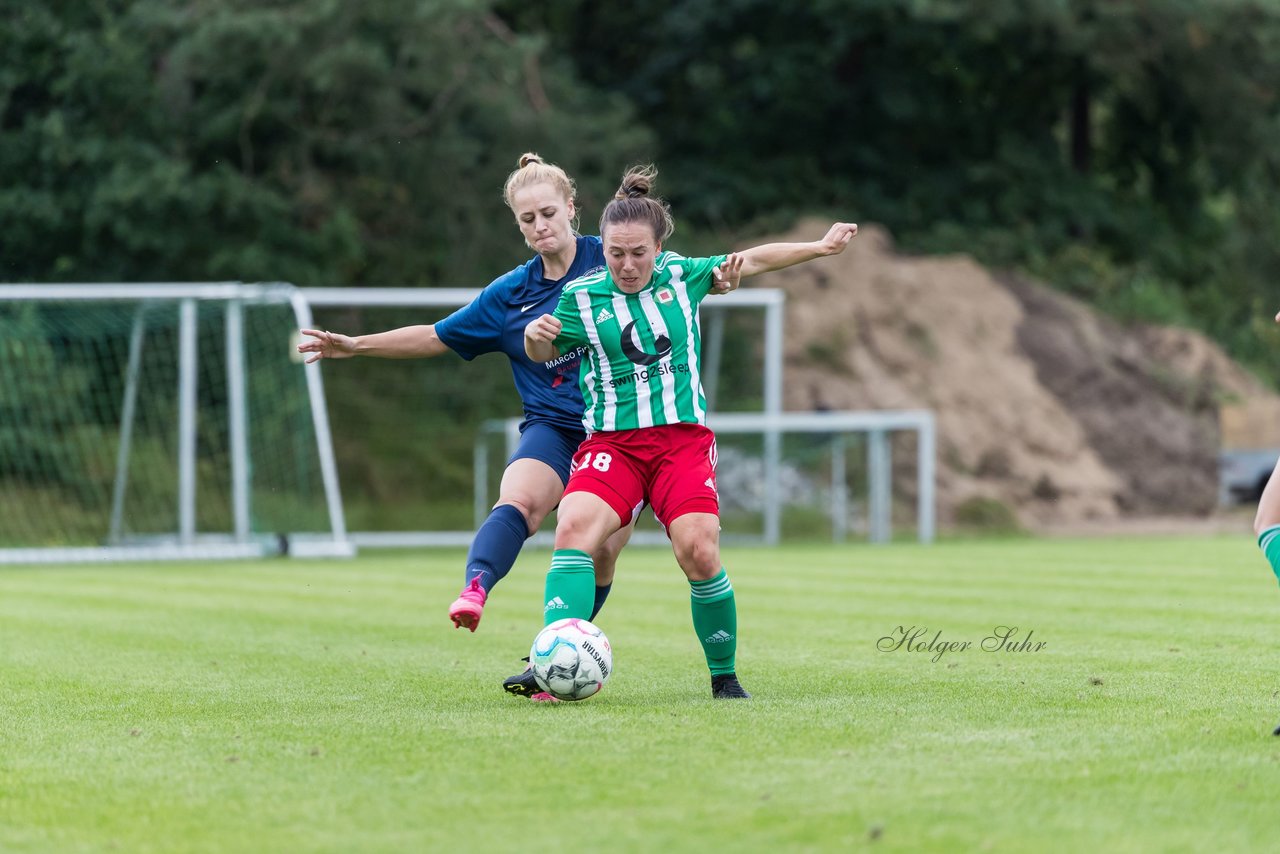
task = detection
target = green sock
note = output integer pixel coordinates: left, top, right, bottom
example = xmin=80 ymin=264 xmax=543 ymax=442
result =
xmin=544 ymin=549 xmax=595 ymax=624
xmin=1260 ymin=526 xmax=1280 ymax=585
xmin=690 ymin=568 xmax=737 ymax=676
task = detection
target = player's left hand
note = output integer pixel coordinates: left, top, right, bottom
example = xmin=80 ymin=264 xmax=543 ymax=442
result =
xmin=711 ymin=253 xmax=744 ymax=295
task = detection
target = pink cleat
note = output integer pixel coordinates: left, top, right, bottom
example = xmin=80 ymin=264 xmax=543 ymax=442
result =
xmin=448 ymin=578 xmax=487 ymax=632
xmin=530 ymin=692 xmax=560 ymax=703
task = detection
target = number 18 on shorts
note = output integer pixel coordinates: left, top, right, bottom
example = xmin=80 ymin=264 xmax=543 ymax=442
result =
xmin=562 ymin=423 xmax=720 ymax=528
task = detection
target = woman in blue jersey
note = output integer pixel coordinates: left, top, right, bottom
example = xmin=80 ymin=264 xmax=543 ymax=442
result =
xmin=298 ymin=154 xmax=738 ymax=659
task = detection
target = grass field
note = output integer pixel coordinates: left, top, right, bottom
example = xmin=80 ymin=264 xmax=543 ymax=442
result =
xmin=2 ymin=535 xmax=1279 ymax=852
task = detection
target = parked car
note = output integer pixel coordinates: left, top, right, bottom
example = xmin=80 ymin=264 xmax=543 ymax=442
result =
xmin=1219 ymin=448 xmax=1277 ymax=504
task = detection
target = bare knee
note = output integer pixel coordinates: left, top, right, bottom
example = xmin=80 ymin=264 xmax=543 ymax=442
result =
xmin=554 ymin=510 xmax=611 ymax=553
xmin=673 ymin=535 xmax=721 ymax=581
xmin=668 ymin=513 xmax=721 ymax=580
xmin=495 ymin=459 xmax=565 ymax=534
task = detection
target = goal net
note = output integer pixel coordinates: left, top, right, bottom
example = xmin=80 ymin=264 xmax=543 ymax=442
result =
xmin=0 ymin=284 xmax=351 ymax=563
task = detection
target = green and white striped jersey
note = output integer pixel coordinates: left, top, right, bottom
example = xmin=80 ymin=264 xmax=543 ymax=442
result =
xmin=552 ymin=251 xmax=726 ymax=433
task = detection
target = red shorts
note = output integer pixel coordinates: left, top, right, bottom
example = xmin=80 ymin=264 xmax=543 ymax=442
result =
xmin=563 ymin=423 xmax=719 ymax=529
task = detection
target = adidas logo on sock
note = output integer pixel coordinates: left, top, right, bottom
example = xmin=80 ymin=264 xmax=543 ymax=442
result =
xmin=705 ymin=629 xmax=735 ymax=643
xmin=544 ymin=596 xmax=569 ymax=611
xmin=596 ymin=307 xmax=614 ymax=324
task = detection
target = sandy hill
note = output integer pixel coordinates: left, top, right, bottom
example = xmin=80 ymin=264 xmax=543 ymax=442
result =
xmin=745 ymin=220 xmax=1277 ymax=528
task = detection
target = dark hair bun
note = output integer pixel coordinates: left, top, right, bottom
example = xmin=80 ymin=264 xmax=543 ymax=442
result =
xmin=614 ymin=165 xmax=656 ymax=200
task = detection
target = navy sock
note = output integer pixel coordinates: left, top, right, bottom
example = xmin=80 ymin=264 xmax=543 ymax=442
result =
xmin=590 ymin=583 xmax=613 ymax=621
xmin=464 ymin=504 xmax=530 ymax=593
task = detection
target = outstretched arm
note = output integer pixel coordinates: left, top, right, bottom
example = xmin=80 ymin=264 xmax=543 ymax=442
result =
xmin=524 ymin=314 xmax=563 ymax=363
xmin=738 ymin=222 xmax=858 ymax=279
xmin=297 ymin=325 xmax=450 ymax=364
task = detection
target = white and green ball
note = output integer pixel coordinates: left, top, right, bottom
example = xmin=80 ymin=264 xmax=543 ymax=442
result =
xmin=529 ymin=618 xmax=612 ymax=701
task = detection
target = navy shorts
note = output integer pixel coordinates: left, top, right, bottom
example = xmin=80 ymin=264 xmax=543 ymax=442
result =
xmin=509 ymin=421 xmax=587 ymax=487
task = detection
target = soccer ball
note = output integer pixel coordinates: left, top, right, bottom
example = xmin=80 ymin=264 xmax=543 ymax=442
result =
xmin=529 ymin=618 xmax=612 ymax=701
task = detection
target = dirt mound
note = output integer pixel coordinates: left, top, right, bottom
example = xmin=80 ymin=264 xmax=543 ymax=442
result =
xmin=743 ymin=219 xmax=1278 ymax=527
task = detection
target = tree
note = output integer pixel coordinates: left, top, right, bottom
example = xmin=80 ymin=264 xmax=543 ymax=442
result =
xmin=500 ymin=0 xmax=1280 ymax=375
xmin=0 ymin=0 xmax=652 ymax=286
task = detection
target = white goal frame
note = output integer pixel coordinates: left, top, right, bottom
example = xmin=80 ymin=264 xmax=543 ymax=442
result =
xmin=476 ymin=410 xmax=936 ymax=546
xmin=302 ymin=287 xmax=936 ymax=548
xmin=0 ymin=283 xmax=353 ymax=563
xmin=3 ymin=283 xmax=937 ymax=559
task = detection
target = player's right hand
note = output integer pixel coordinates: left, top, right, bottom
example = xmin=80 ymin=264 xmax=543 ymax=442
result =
xmin=523 ymin=314 xmax=562 ymax=344
xmin=298 ymin=328 xmax=357 ymax=364
xmin=711 ymin=253 xmax=744 ymax=294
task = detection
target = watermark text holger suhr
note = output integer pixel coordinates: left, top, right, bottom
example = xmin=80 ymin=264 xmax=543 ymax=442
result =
xmin=878 ymin=625 xmax=1047 ymax=663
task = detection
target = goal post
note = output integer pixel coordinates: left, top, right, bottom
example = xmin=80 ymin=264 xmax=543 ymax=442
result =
xmin=477 ymin=410 xmax=936 ymax=545
xmin=0 ymin=283 xmax=353 ymax=563
xmin=705 ymin=410 xmax=936 ymax=544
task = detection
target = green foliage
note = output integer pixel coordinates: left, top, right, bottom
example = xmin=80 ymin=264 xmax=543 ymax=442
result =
xmin=953 ymin=495 xmax=1023 ymax=534
xmin=6 ymin=0 xmax=1279 ymax=333
xmin=500 ymin=0 xmax=1280 ymax=382
xmin=0 ymin=0 xmax=650 ymax=286
xmin=7 ymin=0 xmax=1280 ymax=515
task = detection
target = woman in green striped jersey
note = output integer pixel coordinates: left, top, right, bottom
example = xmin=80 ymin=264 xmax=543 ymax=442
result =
xmin=1256 ymin=458 xmax=1280 ymax=734
xmin=523 ymin=165 xmax=856 ymax=698
xmin=1255 ymin=311 xmax=1280 ymax=732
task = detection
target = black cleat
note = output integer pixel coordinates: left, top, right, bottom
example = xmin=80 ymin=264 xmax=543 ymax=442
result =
xmin=711 ymin=673 xmax=751 ymax=699
xmin=1273 ymin=722 xmax=1280 ymax=736
xmin=503 ymin=664 xmax=542 ymax=698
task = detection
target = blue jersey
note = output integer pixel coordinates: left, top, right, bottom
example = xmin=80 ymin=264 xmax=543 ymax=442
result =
xmin=434 ymin=235 xmax=605 ymax=432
